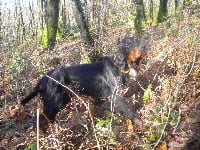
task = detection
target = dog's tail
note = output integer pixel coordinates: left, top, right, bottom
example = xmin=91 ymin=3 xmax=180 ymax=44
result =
xmin=21 ymin=78 xmax=44 ymax=105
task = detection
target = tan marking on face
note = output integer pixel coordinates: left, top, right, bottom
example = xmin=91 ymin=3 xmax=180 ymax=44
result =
xmin=127 ymin=47 xmax=142 ymax=65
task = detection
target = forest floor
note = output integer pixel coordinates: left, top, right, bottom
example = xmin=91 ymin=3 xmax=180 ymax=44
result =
xmin=0 ymin=10 xmax=200 ymax=150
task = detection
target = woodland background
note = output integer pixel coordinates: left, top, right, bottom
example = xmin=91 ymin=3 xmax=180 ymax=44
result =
xmin=0 ymin=0 xmax=200 ymax=149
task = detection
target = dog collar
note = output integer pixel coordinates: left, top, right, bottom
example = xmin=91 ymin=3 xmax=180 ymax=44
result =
xmin=120 ymin=69 xmax=130 ymax=74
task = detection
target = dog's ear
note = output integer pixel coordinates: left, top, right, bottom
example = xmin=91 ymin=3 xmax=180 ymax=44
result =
xmin=114 ymin=53 xmax=124 ymax=62
xmin=139 ymin=43 xmax=146 ymax=51
xmin=114 ymin=53 xmax=126 ymax=70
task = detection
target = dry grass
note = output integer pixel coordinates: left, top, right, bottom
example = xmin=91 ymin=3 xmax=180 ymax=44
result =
xmin=0 ymin=7 xmax=200 ymax=150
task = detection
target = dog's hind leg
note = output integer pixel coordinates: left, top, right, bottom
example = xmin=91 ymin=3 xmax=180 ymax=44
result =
xmin=21 ymin=76 xmax=48 ymax=105
xmin=21 ymin=83 xmax=41 ymax=105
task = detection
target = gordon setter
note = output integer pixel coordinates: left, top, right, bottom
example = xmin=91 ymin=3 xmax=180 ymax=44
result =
xmin=119 ymin=36 xmax=144 ymax=67
xmin=21 ymin=37 xmax=144 ymax=122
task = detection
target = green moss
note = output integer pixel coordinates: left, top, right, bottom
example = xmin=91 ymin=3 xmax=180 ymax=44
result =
xmin=184 ymin=0 xmax=193 ymax=5
xmin=157 ymin=0 xmax=168 ymax=23
xmin=127 ymin=2 xmax=147 ymax=34
xmin=40 ymin=27 xmax=48 ymax=48
xmin=56 ymin=21 xmax=63 ymax=39
xmin=47 ymin=18 xmax=58 ymax=49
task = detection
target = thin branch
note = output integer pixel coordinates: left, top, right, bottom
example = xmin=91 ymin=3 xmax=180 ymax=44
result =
xmin=37 ymin=108 xmax=40 ymax=150
xmin=152 ymin=38 xmax=188 ymax=149
xmin=185 ymin=49 xmax=197 ymax=76
xmin=45 ymin=75 xmax=100 ymax=149
xmin=152 ymin=38 xmax=187 ymax=83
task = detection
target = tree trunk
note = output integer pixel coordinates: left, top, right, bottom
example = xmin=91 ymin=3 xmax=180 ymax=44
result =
xmin=157 ymin=0 xmax=168 ymax=23
xmin=175 ymin=0 xmax=184 ymax=15
xmin=128 ymin=0 xmax=146 ymax=34
xmin=0 ymin=1 xmax=2 ymax=48
xmin=134 ymin=0 xmax=146 ymax=34
xmin=47 ymin=0 xmax=60 ymax=49
xmin=72 ymin=0 xmax=95 ymax=61
xmin=97 ymin=0 xmax=108 ymax=50
xmin=72 ymin=0 xmax=94 ymax=46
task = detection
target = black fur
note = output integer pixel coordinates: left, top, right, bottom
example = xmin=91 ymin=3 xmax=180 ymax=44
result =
xmin=21 ymin=54 xmax=129 ymax=122
xmin=21 ymin=36 xmax=144 ymax=122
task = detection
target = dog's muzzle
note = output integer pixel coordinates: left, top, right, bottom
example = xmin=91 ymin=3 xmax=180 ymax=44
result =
xmin=120 ymin=68 xmax=137 ymax=79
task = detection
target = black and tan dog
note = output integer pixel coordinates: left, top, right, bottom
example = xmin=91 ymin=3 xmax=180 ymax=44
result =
xmin=21 ymin=37 xmax=144 ymax=122
xmin=119 ymin=36 xmax=145 ymax=68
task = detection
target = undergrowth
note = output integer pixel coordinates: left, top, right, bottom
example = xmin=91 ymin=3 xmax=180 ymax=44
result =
xmin=0 ymin=7 xmax=200 ymax=150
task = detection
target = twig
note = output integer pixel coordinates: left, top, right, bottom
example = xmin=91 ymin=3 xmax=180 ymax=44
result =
xmin=46 ymin=75 xmax=82 ymax=102
xmin=172 ymin=107 xmax=181 ymax=135
xmin=185 ymin=49 xmax=197 ymax=76
xmin=110 ymin=85 xmax=117 ymax=130
xmin=45 ymin=75 xmax=100 ymax=149
xmin=0 ymin=144 xmax=9 ymax=150
xmin=137 ymin=81 xmax=145 ymax=91
xmin=153 ymin=78 xmax=185 ymax=149
xmin=37 ymin=108 xmax=40 ymax=150
xmin=152 ymin=38 xmax=187 ymax=83
xmin=152 ymin=38 xmax=188 ymax=149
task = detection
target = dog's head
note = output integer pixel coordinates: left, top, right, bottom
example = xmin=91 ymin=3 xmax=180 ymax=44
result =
xmin=118 ymin=37 xmax=145 ymax=78
xmin=118 ymin=36 xmax=145 ymax=66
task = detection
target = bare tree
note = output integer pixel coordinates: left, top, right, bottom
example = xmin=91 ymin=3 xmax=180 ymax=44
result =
xmin=72 ymin=0 xmax=94 ymax=46
xmin=157 ymin=0 xmax=168 ymax=23
xmin=72 ymin=0 xmax=95 ymax=61
xmin=46 ymin=0 xmax=60 ymax=49
xmin=0 ymin=0 xmax=2 ymax=48
xmin=129 ymin=0 xmax=146 ymax=34
xmin=175 ymin=0 xmax=184 ymax=15
xmin=134 ymin=0 xmax=146 ymax=34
